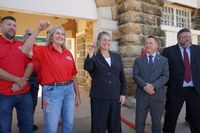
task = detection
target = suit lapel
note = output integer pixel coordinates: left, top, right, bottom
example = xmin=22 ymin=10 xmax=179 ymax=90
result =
xmin=175 ymin=44 xmax=184 ymax=67
xmin=97 ymin=52 xmax=111 ymax=68
xmin=151 ymin=53 xmax=160 ymax=72
xmin=141 ymin=55 xmax=150 ymax=72
xmin=190 ymin=45 xmax=194 ymax=64
xmin=110 ymin=52 xmax=114 ymax=68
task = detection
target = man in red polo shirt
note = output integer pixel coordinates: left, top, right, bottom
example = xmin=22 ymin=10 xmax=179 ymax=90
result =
xmin=0 ymin=16 xmax=33 ymax=133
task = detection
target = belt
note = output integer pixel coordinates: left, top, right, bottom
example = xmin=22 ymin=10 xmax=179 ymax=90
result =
xmin=48 ymin=80 xmax=73 ymax=86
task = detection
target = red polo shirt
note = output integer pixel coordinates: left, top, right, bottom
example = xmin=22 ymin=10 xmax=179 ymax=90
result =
xmin=33 ymin=44 xmax=77 ymax=85
xmin=0 ymin=35 xmax=30 ymax=95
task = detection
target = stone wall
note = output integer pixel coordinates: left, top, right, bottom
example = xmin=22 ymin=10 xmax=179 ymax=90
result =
xmin=192 ymin=9 xmax=200 ymax=45
xmin=91 ymin=0 xmax=166 ymax=96
xmin=192 ymin=9 xmax=200 ymax=30
xmin=117 ymin=0 xmax=165 ymax=96
xmin=76 ymin=21 xmax=93 ymax=90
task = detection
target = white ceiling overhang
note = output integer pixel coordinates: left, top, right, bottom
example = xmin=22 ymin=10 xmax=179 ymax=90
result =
xmin=0 ymin=0 xmax=98 ymax=20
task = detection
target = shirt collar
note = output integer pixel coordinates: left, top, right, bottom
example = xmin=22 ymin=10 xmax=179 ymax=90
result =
xmin=146 ymin=52 xmax=157 ymax=58
xmin=0 ymin=35 xmax=17 ymax=44
xmin=178 ymin=43 xmax=191 ymax=50
xmin=48 ymin=44 xmax=67 ymax=53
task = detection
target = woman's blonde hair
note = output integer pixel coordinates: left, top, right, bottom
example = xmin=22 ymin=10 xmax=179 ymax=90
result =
xmin=95 ymin=31 xmax=111 ymax=54
xmin=46 ymin=25 xmax=66 ymax=48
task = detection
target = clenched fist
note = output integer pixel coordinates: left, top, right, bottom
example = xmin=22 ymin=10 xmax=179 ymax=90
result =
xmin=38 ymin=20 xmax=50 ymax=31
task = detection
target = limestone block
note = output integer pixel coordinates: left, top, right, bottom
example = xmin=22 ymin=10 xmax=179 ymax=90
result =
xmin=119 ymin=45 xmax=143 ymax=57
xmin=110 ymin=41 xmax=119 ymax=52
xmin=192 ymin=17 xmax=200 ymax=24
xmin=119 ymin=34 xmax=142 ymax=44
xmin=141 ymin=13 xmax=157 ymax=26
xmin=142 ymin=0 xmax=157 ymax=5
xmin=124 ymin=96 xmax=136 ymax=109
xmin=121 ymin=56 xmax=136 ymax=68
xmin=157 ymin=37 xmax=166 ymax=47
xmin=111 ymin=5 xmax=119 ymax=20
xmin=119 ymin=0 xmax=141 ymax=14
xmin=95 ymin=0 xmax=115 ymax=7
xmin=157 ymin=17 xmax=162 ymax=26
xmin=93 ymin=19 xmax=118 ymax=32
xmin=155 ymin=0 xmax=165 ymax=7
xmin=124 ymin=67 xmax=133 ymax=75
xmin=118 ymin=11 xmax=141 ymax=25
xmin=97 ymin=7 xmax=112 ymax=20
xmin=124 ymin=67 xmax=137 ymax=97
xmin=112 ymin=30 xmax=120 ymax=40
xmin=194 ymin=24 xmax=200 ymax=32
xmin=118 ymin=23 xmax=141 ymax=35
xmin=126 ymin=79 xmax=136 ymax=96
xmin=141 ymin=2 xmax=162 ymax=16
xmin=192 ymin=9 xmax=200 ymax=30
xmin=140 ymin=24 xmax=165 ymax=37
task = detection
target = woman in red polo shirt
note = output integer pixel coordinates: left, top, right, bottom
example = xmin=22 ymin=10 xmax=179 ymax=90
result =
xmin=23 ymin=21 xmax=81 ymax=133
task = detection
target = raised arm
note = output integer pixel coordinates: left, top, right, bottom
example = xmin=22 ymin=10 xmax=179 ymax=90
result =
xmin=22 ymin=20 xmax=50 ymax=56
xmin=84 ymin=40 xmax=97 ymax=72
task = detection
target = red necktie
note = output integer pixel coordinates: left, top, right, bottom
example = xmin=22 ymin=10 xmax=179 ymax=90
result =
xmin=183 ymin=48 xmax=191 ymax=83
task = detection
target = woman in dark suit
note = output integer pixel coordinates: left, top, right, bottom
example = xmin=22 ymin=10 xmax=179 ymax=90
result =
xmin=84 ymin=31 xmax=126 ymax=133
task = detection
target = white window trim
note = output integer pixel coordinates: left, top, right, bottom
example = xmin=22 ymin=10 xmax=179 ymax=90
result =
xmin=162 ymin=4 xmax=192 ymax=28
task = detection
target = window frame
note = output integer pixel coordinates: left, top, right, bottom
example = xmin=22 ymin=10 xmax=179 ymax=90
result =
xmin=162 ymin=5 xmax=192 ymax=28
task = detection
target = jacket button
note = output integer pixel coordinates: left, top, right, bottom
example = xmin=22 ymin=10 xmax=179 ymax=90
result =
xmin=108 ymin=72 xmax=111 ymax=75
xmin=108 ymin=81 xmax=112 ymax=84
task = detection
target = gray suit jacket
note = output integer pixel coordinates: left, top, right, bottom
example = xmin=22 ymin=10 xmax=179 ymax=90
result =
xmin=133 ymin=53 xmax=169 ymax=102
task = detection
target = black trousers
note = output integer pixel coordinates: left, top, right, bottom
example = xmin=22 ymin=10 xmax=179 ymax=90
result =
xmin=30 ymin=86 xmax=39 ymax=113
xmin=163 ymin=87 xmax=200 ymax=133
xmin=90 ymin=98 xmax=122 ymax=133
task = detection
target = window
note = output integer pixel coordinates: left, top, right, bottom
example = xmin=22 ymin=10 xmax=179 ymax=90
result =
xmin=162 ymin=6 xmax=191 ymax=28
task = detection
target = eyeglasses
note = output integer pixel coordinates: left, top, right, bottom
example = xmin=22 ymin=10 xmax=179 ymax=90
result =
xmin=26 ymin=33 xmax=32 ymax=36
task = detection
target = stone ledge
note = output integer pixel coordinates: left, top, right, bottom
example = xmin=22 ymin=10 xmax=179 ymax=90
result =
xmin=95 ymin=0 xmax=115 ymax=7
xmin=118 ymin=23 xmax=141 ymax=35
xmin=93 ymin=19 xmax=118 ymax=32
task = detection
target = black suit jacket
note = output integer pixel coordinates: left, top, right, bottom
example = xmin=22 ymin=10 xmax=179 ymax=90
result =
xmin=162 ymin=44 xmax=200 ymax=95
xmin=84 ymin=51 xmax=126 ymax=100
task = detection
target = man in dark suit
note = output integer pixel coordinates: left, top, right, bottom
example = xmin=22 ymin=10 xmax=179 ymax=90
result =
xmin=162 ymin=28 xmax=200 ymax=133
xmin=133 ymin=36 xmax=169 ymax=133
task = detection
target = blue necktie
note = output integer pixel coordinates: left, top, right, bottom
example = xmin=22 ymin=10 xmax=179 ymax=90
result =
xmin=149 ymin=55 xmax=153 ymax=70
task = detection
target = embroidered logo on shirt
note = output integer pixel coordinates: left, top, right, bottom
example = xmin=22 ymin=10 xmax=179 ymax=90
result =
xmin=18 ymin=46 xmax=23 ymax=50
xmin=66 ymin=56 xmax=72 ymax=60
xmin=43 ymin=100 xmax=48 ymax=108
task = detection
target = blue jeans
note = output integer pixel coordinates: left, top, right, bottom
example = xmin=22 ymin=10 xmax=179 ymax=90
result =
xmin=42 ymin=83 xmax=75 ymax=133
xmin=0 ymin=91 xmax=33 ymax=133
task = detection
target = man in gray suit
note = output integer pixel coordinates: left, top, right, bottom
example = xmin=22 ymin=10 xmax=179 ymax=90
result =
xmin=133 ymin=36 xmax=169 ymax=133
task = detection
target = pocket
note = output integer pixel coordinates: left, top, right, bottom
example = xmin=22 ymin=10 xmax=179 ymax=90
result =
xmin=43 ymin=85 xmax=54 ymax=92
